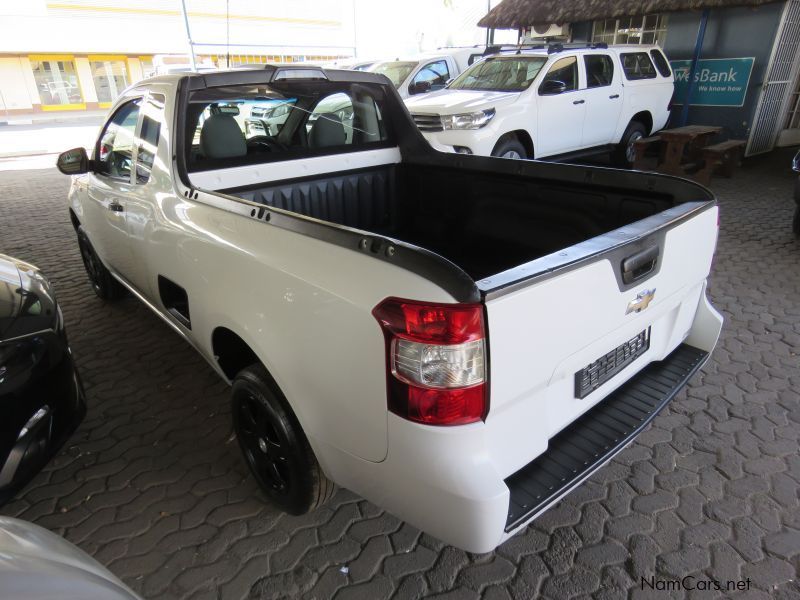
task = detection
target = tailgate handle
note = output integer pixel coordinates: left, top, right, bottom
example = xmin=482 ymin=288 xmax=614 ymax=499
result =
xmin=622 ymin=245 xmax=659 ymax=284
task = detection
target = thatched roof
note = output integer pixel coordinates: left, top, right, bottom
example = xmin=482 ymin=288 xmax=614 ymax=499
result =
xmin=478 ymin=0 xmax=783 ymax=29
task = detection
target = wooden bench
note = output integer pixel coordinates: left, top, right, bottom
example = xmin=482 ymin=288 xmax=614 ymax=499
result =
xmin=693 ymin=139 xmax=746 ymax=186
xmin=632 ymin=135 xmax=661 ymax=171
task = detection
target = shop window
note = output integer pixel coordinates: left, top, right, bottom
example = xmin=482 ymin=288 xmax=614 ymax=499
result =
xmin=90 ymin=57 xmax=130 ymax=105
xmin=592 ymin=14 xmax=668 ymax=46
xmin=29 ymin=56 xmax=84 ymax=109
xmin=139 ymin=57 xmax=156 ymax=79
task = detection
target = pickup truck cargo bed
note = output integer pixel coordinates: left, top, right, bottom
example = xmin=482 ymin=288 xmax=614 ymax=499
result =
xmin=227 ymin=161 xmax=688 ymax=283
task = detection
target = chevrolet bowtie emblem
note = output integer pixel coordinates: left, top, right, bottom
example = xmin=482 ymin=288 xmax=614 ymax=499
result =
xmin=626 ymin=289 xmax=656 ymax=314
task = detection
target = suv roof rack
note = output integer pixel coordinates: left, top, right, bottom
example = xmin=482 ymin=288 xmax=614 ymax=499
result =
xmin=483 ymin=41 xmax=609 ymax=57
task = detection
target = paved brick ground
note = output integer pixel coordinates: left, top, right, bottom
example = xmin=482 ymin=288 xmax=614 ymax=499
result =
xmin=0 ymin=152 xmax=798 ymax=600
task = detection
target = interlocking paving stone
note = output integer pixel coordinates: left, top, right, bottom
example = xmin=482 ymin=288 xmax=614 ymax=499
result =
xmin=0 ymin=150 xmax=798 ymax=599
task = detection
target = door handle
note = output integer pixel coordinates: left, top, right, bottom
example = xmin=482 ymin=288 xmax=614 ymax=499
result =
xmin=609 ymin=94 xmax=620 ymax=99
xmin=621 ymin=245 xmax=659 ymax=284
xmin=108 ymin=201 xmax=124 ymax=213
xmin=573 ymin=99 xmax=585 ymax=105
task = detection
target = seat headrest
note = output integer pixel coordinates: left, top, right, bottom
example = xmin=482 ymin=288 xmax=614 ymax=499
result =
xmin=200 ymin=113 xmax=247 ymax=159
xmin=309 ymin=113 xmax=346 ymax=148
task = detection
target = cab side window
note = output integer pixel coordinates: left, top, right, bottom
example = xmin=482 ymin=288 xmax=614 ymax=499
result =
xmin=413 ymin=60 xmax=450 ymax=91
xmin=135 ymin=93 xmax=165 ymax=184
xmin=584 ymin=55 xmax=614 ymax=88
xmin=541 ymin=56 xmax=578 ymax=92
xmin=621 ymin=53 xmax=657 ymax=80
xmin=96 ymin=99 xmax=141 ymax=181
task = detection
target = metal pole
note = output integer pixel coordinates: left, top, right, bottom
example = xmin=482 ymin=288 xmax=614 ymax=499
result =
xmin=679 ymin=8 xmax=710 ymax=126
xmin=179 ymin=0 xmax=198 ymax=71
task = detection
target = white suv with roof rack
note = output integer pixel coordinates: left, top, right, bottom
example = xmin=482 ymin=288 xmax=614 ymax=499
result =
xmin=405 ymin=44 xmax=674 ymax=166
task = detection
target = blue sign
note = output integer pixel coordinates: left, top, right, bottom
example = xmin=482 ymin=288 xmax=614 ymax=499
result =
xmin=670 ymin=57 xmax=755 ymax=107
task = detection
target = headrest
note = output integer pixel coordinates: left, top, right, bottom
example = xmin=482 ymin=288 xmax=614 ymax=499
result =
xmin=309 ymin=113 xmax=346 ymax=148
xmin=200 ymin=113 xmax=247 ymax=159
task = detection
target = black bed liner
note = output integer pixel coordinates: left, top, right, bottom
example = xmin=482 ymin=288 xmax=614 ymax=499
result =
xmin=504 ymin=343 xmax=708 ymax=532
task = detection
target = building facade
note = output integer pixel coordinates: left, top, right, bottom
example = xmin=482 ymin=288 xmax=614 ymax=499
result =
xmin=0 ymin=0 xmax=358 ymax=117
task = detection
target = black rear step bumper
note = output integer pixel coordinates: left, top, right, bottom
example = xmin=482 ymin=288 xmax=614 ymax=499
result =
xmin=505 ymin=343 xmax=708 ymax=532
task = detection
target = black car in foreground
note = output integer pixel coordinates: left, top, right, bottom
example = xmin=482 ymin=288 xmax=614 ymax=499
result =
xmin=0 ymin=254 xmax=85 ymax=505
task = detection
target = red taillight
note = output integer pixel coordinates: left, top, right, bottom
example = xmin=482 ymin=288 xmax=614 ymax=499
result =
xmin=373 ymin=297 xmax=488 ymax=426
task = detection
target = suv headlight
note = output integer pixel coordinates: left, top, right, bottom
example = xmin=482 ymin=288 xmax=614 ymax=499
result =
xmin=441 ymin=108 xmax=495 ymax=130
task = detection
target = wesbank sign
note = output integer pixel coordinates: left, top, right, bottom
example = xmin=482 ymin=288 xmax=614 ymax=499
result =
xmin=670 ymin=57 xmax=755 ymax=107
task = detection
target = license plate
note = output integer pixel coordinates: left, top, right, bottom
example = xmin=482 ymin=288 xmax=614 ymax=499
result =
xmin=575 ymin=328 xmax=650 ymax=399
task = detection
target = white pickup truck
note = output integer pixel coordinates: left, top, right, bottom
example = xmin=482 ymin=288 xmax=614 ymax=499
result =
xmin=56 ymin=65 xmax=722 ymax=553
xmin=405 ymin=43 xmax=674 ymax=166
xmin=369 ymin=46 xmax=485 ymax=99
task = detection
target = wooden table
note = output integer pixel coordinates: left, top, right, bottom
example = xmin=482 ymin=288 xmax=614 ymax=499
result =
xmin=657 ymin=125 xmax=722 ymax=176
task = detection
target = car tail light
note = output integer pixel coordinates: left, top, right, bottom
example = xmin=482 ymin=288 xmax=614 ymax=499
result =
xmin=372 ymin=297 xmax=488 ymax=426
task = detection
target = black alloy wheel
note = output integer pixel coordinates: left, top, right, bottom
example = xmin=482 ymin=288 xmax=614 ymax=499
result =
xmin=231 ymin=364 xmax=334 ymax=514
xmin=76 ymin=227 xmax=124 ymax=300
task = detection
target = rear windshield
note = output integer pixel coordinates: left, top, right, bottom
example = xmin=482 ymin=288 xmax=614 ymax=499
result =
xmin=449 ymin=56 xmax=547 ymax=92
xmin=185 ymin=81 xmax=391 ymax=172
xmin=620 ymin=52 xmax=658 ymax=80
xmin=369 ymin=61 xmax=417 ymax=88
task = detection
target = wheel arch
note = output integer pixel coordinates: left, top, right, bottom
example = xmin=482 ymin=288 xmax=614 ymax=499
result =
xmin=493 ymin=130 xmax=534 ymax=159
xmin=211 ymin=326 xmax=261 ymax=381
xmin=68 ymin=208 xmax=81 ymax=231
xmin=629 ymin=111 xmax=653 ymax=136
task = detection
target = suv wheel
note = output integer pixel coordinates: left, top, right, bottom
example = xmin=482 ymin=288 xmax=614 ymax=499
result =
xmin=232 ymin=364 xmax=334 ymax=514
xmin=76 ymin=227 xmax=125 ymax=300
xmin=613 ymin=121 xmax=647 ymax=168
xmin=492 ymin=137 xmax=527 ymax=160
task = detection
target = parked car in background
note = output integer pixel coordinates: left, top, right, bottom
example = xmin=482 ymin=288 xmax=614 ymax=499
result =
xmin=0 ymin=516 xmax=141 ymax=599
xmin=793 ymin=149 xmax=800 ymax=235
xmin=0 ymin=254 xmax=85 ymax=506
xmin=405 ymin=43 xmax=674 ymax=166
xmin=368 ymin=46 xmax=485 ymax=99
xmin=57 ymin=64 xmax=721 ymax=553
xmin=322 ymin=58 xmax=377 ymax=71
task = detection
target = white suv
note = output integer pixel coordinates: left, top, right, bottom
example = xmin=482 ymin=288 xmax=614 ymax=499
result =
xmin=405 ymin=44 xmax=674 ymax=166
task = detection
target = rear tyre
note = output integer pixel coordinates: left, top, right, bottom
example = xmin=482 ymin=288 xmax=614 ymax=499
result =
xmin=76 ymin=227 xmax=125 ymax=301
xmin=232 ymin=363 xmax=334 ymax=515
xmin=491 ymin=136 xmax=527 ymax=160
xmin=613 ymin=121 xmax=647 ymax=168
xmin=793 ymin=207 xmax=800 ymax=236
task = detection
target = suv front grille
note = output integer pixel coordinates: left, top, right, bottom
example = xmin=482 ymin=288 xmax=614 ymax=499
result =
xmin=411 ymin=113 xmax=443 ymax=132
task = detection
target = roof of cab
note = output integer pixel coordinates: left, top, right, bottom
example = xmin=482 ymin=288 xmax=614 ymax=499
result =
xmin=135 ymin=64 xmax=392 ymax=91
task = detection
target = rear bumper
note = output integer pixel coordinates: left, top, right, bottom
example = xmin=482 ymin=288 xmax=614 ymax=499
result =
xmin=318 ymin=288 xmax=722 ymax=553
xmin=503 ymin=343 xmax=707 ymax=534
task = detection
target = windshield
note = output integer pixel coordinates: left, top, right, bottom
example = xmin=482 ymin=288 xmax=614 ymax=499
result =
xmin=369 ymin=61 xmax=417 ymax=88
xmin=449 ymin=56 xmax=548 ymax=92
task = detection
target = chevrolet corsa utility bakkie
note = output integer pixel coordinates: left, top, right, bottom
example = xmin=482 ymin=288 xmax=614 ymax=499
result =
xmin=56 ymin=63 xmax=722 ymax=553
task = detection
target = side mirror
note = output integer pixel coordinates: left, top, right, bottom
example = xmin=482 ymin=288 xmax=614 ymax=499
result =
xmin=539 ymin=79 xmax=568 ymax=96
xmin=56 ymin=147 xmax=90 ymax=175
xmin=409 ymin=80 xmax=432 ymax=95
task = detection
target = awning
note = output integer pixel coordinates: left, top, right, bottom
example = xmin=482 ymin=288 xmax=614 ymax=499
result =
xmin=478 ymin=0 xmax=784 ymax=29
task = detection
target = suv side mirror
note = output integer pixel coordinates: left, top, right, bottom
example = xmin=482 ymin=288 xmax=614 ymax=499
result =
xmin=56 ymin=147 xmax=90 ymax=175
xmin=539 ymin=80 xmax=567 ymax=96
xmin=409 ymin=80 xmax=432 ymax=95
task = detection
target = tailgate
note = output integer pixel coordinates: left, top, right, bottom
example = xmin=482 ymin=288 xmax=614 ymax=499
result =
xmin=482 ymin=201 xmax=718 ymax=476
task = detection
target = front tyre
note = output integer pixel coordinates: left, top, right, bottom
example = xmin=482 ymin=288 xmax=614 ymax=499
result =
xmin=613 ymin=121 xmax=647 ymax=168
xmin=491 ymin=136 xmax=527 ymax=160
xmin=793 ymin=207 xmax=800 ymax=236
xmin=76 ymin=227 xmax=125 ymax=300
xmin=232 ymin=364 xmax=334 ymax=515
